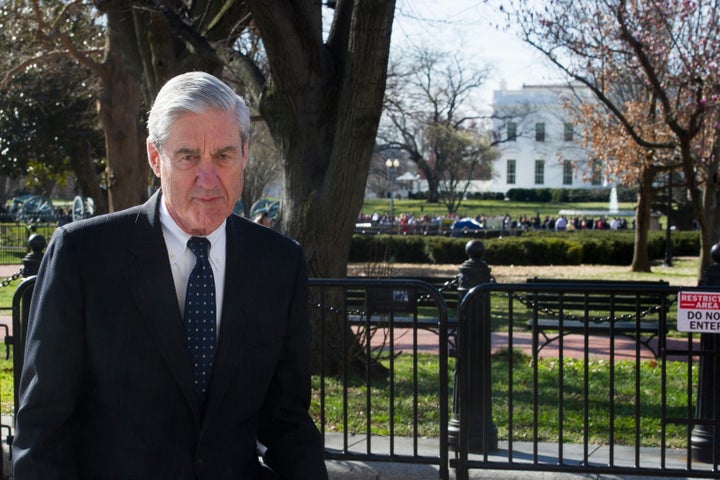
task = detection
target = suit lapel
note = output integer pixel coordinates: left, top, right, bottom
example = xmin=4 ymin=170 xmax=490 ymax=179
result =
xmin=124 ymin=192 xmax=201 ymax=421
xmin=202 ymin=217 xmax=257 ymax=423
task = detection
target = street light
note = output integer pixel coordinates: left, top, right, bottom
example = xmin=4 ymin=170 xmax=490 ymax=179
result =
xmin=385 ymin=158 xmax=400 ymax=224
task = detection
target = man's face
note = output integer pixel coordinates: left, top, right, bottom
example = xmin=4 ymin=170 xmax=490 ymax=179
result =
xmin=148 ymin=109 xmax=248 ymax=235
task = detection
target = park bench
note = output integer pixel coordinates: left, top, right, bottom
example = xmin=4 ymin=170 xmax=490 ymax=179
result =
xmin=341 ymin=276 xmax=461 ymax=351
xmin=524 ymin=278 xmax=672 ymax=358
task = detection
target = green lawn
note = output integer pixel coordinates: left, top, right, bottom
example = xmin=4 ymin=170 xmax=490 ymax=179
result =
xmin=0 ymin=276 xmax=22 ymax=415
xmin=312 ymin=352 xmax=697 ymax=448
xmin=0 ymin=355 xmax=11 ymax=415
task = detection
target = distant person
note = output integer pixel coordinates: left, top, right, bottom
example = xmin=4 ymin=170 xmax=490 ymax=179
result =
xmin=13 ymin=72 xmax=327 ymax=479
xmin=55 ymin=207 xmax=71 ymax=226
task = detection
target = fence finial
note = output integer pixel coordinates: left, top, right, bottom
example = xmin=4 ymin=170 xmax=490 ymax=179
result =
xmin=23 ymin=233 xmax=46 ymax=277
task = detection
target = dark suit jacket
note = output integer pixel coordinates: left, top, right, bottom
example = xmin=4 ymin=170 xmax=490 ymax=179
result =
xmin=13 ymin=191 xmax=327 ymax=480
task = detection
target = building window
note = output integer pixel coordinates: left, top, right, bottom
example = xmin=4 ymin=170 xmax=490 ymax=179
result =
xmin=507 ymin=122 xmax=517 ymax=141
xmin=535 ymin=122 xmax=545 ymax=142
xmin=563 ymin=160 xmax=573 ymax=185
xmin=591 ymin=159 xmax=602 ymax=185
xmin=507 ymin=159 xmax=516 ymax=184
xmin=535 ymin=159 xmax=545 ymax=184
xmin=564 ymin=123 xmax=574 ymax=142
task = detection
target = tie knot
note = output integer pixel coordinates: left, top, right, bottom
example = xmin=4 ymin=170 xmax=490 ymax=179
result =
xmin=187 ymin=236 xmax=210 ymax=259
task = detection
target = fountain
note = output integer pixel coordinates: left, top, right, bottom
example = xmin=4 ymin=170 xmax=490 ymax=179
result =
xmin=558 ymin=185 xmax=636 ymax=219
xmin=609 ymin=186 xmax=619 ymax=214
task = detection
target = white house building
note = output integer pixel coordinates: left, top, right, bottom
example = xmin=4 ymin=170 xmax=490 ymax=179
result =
xmin=488 ymin=84 xmax=604 ymax=194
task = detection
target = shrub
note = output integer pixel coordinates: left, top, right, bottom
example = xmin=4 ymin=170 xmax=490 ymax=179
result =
xmin=349 ymin=231 xmax=700 ymax=266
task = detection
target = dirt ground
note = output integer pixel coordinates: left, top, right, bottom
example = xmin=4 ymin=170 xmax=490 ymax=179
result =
xmin=347 ymin=258 xmax=700 ymax=286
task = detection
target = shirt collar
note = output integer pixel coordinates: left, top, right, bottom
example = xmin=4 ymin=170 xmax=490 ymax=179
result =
xmin=159 ymin=199 xmax=226 ymax=260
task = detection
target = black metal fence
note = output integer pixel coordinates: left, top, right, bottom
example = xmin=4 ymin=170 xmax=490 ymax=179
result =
xmin=3 ymin=239 xmax=720 ymax=479
xmin=309 ymin=278 xmax=451 ymax=479
xmin=452 ymin=281 xmax=718 ymax=479
xmin=307 ymin=241 xmax=719 ymax=479
xmin=0 ymin=223 xmax=55 ymax=264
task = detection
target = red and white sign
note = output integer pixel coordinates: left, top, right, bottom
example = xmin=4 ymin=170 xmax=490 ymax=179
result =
xmin=677 ymin=290 xmax=720 ymax=332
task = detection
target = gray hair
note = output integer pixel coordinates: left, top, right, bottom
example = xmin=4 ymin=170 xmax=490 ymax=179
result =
xmin=147 ymin=71 xmax=251 ymax=150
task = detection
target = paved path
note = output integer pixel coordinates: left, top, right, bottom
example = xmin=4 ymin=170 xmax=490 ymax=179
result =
xmin=365 ymin=326 xmax=699 ymax=361
xmin=0 ymin=265 xmax=23 ymax=279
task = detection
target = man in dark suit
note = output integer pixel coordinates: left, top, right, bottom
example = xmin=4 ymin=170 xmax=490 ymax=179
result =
xmin=13 ymin=72 xmax=328 ymax=479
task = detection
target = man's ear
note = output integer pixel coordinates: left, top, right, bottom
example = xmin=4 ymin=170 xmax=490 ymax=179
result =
xmin=147 ymin=140 xmax=162 ymax=178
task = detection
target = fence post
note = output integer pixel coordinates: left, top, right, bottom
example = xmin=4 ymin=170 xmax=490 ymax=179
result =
xmin=448 ymin=239 xmax=498 ymax=453
xmin=691 ymin=242 xmax=720 ymax=464
xmin=22 ymin=233 xmax=45 ymax=277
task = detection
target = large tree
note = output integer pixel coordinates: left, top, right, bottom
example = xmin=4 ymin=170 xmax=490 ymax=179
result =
xmin=2 ymin=0 xmax=149 ymax=214
xmin=4 ymin=1 xmax=396 ymax=372
xmin=0 ymin=60 xmax=103 ymax=200
xmin=511 ymin=0 xmax=720 ymax=273
xmin=565 ymin=83 xmax=680 ymax=271
xmin=0 ymin=3 xmax=107 ymax=210
xmin=378 ymin=47 xmax=497 ymax=207
xmin=4 ymin=0 xmax=395 ymax=276
xmin=97 ymin=0 xmax=395 ymax=282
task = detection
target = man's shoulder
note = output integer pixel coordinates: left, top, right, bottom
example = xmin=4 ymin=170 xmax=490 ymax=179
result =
xmin=228 ymin=214 xmax=302 ymax=250
xmin=54 ymin=203 xmax=150 ymax=245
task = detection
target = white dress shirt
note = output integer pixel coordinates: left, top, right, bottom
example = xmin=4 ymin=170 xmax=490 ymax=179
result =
xmin=158 ymin=200 xmax=227 ymax=336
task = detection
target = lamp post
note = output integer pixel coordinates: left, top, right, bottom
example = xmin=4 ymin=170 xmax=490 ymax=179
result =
xmin=385 ymin=158 xmax=400 ymax=224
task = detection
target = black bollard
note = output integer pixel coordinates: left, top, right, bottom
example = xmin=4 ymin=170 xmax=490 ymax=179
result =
xmin=22 ymin=233 xmax=46 ymax=277
xmin=448 ymin=240 xmax=498 ymax=453
xmin=691 ymin=242 xmax=720 ymax=464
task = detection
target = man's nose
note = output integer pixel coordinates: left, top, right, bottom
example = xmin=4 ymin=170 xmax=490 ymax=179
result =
xmin=195 ymin=158 xmax=219 ymax=185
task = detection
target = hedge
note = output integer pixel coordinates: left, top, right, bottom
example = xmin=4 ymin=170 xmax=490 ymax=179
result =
xmin=349 ymin=230 xmax=701 ymax=266
xmin=504 ymin=187 xmax=637 ymax=203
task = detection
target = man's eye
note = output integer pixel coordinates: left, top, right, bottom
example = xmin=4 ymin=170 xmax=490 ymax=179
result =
xmin=216 ymin=153 xmax=236 ymax=163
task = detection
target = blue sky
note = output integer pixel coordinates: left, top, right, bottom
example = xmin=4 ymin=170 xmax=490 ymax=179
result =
xmin=391 ymin=0 xmax=565 ymax=104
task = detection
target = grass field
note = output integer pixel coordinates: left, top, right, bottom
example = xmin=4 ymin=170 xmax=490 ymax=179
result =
xmin=311 ymin=351 xmax=696 ymax=447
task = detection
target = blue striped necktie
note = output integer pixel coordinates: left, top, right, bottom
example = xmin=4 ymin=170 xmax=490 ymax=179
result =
xmin=184 ymin=236 xmax=216 ymax=410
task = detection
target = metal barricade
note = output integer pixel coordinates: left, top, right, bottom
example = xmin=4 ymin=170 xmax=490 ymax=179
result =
xmin=452 ymin=281 xmax=719 ymax=479
xmin=309 ymin=278 xmax=451 ymax=479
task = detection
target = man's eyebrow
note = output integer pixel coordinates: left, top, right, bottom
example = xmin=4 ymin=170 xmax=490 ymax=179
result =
xmin=172 ymin=147 xmax=200 ymax=156
xmin=213 ymin=146 xmax=239 ymax=155
xmin=170 ymin=146 xmax=239 ymax=156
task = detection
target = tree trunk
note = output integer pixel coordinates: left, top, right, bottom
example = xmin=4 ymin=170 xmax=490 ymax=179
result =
xmin=426 ymin=176 xmax=441 ymax=203
xmin=248 ymin=0 xmax=396 ymax=373
xmin=630 ymin=167 xmax=653 ymax=272
xmin=96 ymin=9 xmax=148 ymax=212
xmin=700 ymin=172 xmax=719 ymax=274
xmin=69 ymin=138 xmax=108 ymax=215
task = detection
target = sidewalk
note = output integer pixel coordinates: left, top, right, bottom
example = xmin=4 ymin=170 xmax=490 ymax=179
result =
xmin=0 ymin=265 xmax=23 ymax=279
xmin=323 ymin=432 xmax=715 ymax=479
xmin=2 ymin=427 xmax=713 ymax=480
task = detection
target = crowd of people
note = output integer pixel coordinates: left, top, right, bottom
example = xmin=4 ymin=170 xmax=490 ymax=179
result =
xmin=356 ymin=211 xmax=635 ymax=234
xmin=514 ymin=214 xmax=632 ymax=231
